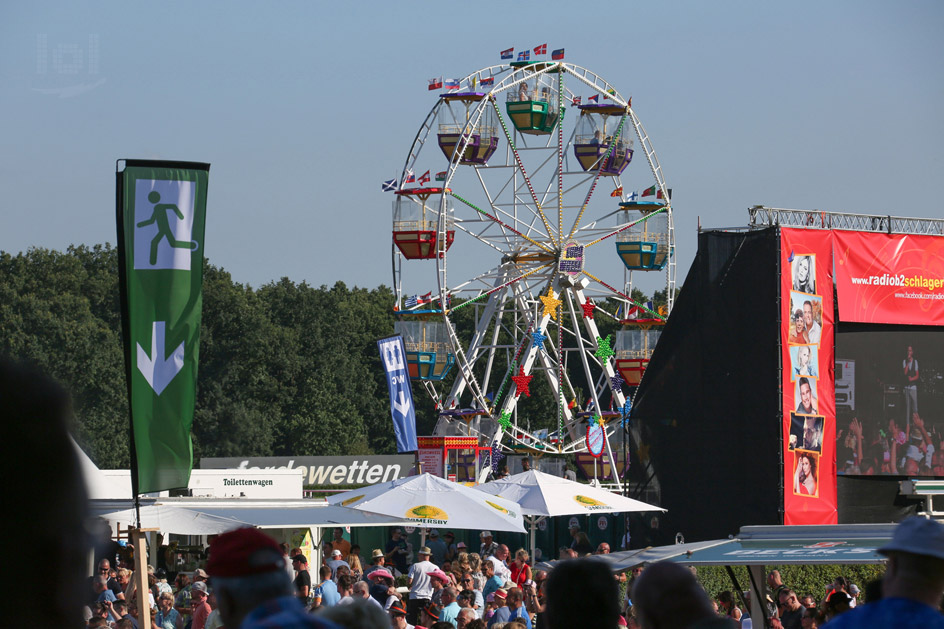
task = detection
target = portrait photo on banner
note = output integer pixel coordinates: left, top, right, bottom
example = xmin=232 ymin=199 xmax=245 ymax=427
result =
xmin=793 ymin=449 xmax=820 ymax=498
xmin=790 ymin=291 xmax=823 ymax=346
xmin=790 ymin=344 xmax=819 ymax=381
xmin=795 ymin=376 xmax=818 ymax=415
xmin=791 ymin=253 xmax=816 ymax=295
xmin=789 ymin=413 xmax=824 ymax=454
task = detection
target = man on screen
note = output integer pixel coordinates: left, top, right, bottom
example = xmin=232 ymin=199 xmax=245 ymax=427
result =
xmin=903 ymin=345 xmax=919 ymax=427
xmin=803 ymin=301 xmax=821 ymax=344
xmin=796 ymin=378 xmax=817 ymax=415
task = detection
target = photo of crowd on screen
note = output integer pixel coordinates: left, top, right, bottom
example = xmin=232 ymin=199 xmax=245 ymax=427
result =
xmin=835 ymin=331 xmax=944 ymax=477
xmin=791 ymin=254 xmax=816 ymax=295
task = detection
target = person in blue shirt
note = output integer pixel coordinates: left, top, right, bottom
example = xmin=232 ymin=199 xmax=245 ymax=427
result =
xmin=824 ymin=517 xmax=944 ymax=628
xmin=482 ymin=560 xmax=504 ymax=600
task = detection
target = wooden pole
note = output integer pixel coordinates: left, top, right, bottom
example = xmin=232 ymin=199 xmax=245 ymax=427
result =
xmin=132 ymin=527 xmax=159 ymax=627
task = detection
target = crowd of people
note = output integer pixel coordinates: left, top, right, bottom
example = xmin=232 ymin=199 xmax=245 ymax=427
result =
xmin=78 ymin=516 xmax=944 ymax=628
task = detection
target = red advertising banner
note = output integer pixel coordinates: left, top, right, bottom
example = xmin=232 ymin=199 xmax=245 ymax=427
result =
xmin=834 ymin=232 xmax=944 ymax=326
xmin=781 ymin=228 xmax=837 ymax=525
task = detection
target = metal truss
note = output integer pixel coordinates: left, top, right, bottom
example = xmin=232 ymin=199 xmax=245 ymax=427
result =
xmin=748 ymin=205 xmax=944 ymax=235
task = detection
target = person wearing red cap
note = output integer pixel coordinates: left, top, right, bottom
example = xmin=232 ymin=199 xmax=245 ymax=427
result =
xmin=206 ymin=527 xmax=338 ymax=628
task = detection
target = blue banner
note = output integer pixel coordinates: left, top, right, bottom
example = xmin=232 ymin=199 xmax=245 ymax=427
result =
xmin=378 ymin=335 xmax=418 ymax=453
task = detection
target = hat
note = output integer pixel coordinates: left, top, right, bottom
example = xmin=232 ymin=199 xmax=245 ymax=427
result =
xmin=494 ymin=588 xmax=507 ymax=600
xmin=292 ymin=554 xmax=308 ymax=564
xmin=193 ymin=569 xmax=208 ymax=578
xmin=371 ymin=548 xmax=385 ymax=559
xmin=191 ymin=581 xmax=208 ymax=595
xmin=849 ymin=584 xmax=860 ymax=595
xmin=480 ymin=531 xmax=492 ymax=538
xmin=879 ymin=516 xmax=944 ymax=560
xmin=430 ymin=529 xmax=440 ymax=537
xmin=389 ymin=601 xmax=407 ymax=616
xmin=427 ymin=568 xmax=450 ymax=583
xmin=457 ymin=541 xmax=467 ymax=548
xmin=207 ymin=527 xmax=285 ymax=578
xmin=368 ymin=568 xmax=394 ymax=581
xmin=425 ymin=604 xmax=441 ymax=620
xmin=418 ymin=546 xmax=432 ymax=555
xmin=444 ymin=531 xmax=455 ymax=538
xmin=331 ymin=549 xmax=342 ymax=557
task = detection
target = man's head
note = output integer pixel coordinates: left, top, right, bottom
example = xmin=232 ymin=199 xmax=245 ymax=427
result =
xmin=483 ymin=560 xmax=494 ymax=577
xmin=389 ymin=601 xmax=408 ymax=628
xmin=93 ymin=576 xmax=107 ymax=593
xmin=495 ymin=545 xmax=509 ymax=561
xmin=630 ymin=561 xmax=715 ymax=629
xmin=418 ymin=546 xmax=432 ymax=561
xmin=371 ymin=548 xmax=385 ymax=564
xmin=441 ymin=586 xmax=457 ymax=605
xmin=457 ymin=589 xmax=474 ymax=608
xmin=506 ymin=587 xmax=523 ymax=608
xmin=799 ymin=378 xmax=812 ymax=410
xmin=191 ymin=581 xmax=209 ymax=605
xmin=547 ymin=559 xmax=620 ymax=629
xmin=333 ymin=527 xmax=344 ymax=540
xmin=480 ymin=530 xmax=493 ymax=543
xmin=877 ymin=516 xmax=944 ymax=605
xmin=596 ymin=543 xmax=611 ymax=554
xmin=206 ymin=528 xmax=293 ymax=628
xmin=391 ymin=528 xmax=402 ymax=539
xmin=97 ymin=559 xmax=111 ymax=575
xmin=779 ymin=588 xmax=801 ymax=613
xmin=337 ymin=575 xmax=355 ymax=596
xmin=430 ymin=529 xmax=440 ymax=539
xmin=292 ymin=553 xmax=308 ymax=569
xmin=803 ymin=301 xmax=815 ymax=329
xmin=352 ymin=581 xmax=370 ymax=599
xmin=800 ymin=594 xmax=816 ymax=608
xmin=457 ymin=607 xmax=476 ymax=629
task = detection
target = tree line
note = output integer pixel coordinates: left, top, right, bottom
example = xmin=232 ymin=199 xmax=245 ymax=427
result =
xmin=0 ymin=245 xmax=671 ymax=469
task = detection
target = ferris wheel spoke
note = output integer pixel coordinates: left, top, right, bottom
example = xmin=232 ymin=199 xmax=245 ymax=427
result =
xmin=450 ymin=190 xmax=554 ymax=254
xmin=491 ymin=100 xmax=558 ymax=248
xmin=582 ymin=205 xmax=669 ymax=249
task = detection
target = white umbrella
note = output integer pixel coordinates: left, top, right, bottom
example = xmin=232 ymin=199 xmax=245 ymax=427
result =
xmin=327 ymin=473 xmax=526 ymax=533
xmin=478 ymin=469 xmax=664 ymax=559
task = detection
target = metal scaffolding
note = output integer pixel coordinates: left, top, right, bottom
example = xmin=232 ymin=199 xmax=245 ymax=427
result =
xmin=748 ymin=205 xmax=944 ymax=236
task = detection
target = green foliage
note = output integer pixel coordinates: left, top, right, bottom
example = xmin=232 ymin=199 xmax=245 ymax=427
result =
xmin=0 ymin=246 xmax=399 ymax=468
xmin=695 ymin=563 xmax=886 ymax=605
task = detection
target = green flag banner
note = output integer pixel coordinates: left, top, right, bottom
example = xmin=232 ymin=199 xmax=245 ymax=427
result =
xmin=116 ymin=160 xmax=210 ymax=494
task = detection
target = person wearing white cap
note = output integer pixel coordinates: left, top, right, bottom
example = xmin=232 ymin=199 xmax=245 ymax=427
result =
xmin=327 ymin=549 xmax=350 ymax=580
xmin=480 ymin=531 xmax=499 ymax=559
xmin=824 ymin=516 xmax=944 ymax=628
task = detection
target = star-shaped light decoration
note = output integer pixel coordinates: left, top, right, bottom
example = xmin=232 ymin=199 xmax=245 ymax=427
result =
xmin=498 ymin=410 xmax=513 ymax=430
xmin=621 ymin=398 xmax=633 ymax=420
xmin=581 ymin=299 xmax=596 ymax=319
xmin=611 ymin=373 xmax=625 ymax=390
xmin=531 ymin=328 xmax=546 ymax=351
xmin=540 ymin=286 xmax=562 ymax=321
xmin=593 ymin=413 xmax=606 ymax=427
xmin=595 ymin=334 xmax=615 ymax=360
xmin=511 ymin=366 xmax=534 ymax=397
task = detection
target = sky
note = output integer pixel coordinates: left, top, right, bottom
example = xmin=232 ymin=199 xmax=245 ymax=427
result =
xmin=2 ymin=1 xmax=942 ymax=298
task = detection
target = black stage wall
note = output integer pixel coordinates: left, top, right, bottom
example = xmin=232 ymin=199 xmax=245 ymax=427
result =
xmin=630 ymin=228 xmax=783 ymax=544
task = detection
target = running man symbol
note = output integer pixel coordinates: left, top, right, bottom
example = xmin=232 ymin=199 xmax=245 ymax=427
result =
xmin=136 ymin=191 xmax=199 ymax=265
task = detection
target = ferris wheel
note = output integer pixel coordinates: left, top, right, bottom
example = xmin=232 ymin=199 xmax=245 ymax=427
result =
xmin=388 ymin=58 xmax=674 ymax=483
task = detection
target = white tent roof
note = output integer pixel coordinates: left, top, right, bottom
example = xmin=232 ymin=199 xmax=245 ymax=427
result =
xmin=73 ymin=437 xmax=132 ymax=500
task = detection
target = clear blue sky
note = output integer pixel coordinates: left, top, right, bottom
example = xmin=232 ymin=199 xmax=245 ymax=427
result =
xmin=2 ymin=1 xmax=942 ymax=295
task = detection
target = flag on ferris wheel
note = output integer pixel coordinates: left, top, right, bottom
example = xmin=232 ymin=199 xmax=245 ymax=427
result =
xmin=610 ymin=186 xmax=623 ymax=198
xmin=642 ymin=184 xmax=657 ymax=197
xmin=480 ymin=76 xmax=494 ymax=86
xmin=382 ymin=178 xmax=397 ymax=192
xmin=657 ymin=188 xmax=673 ymax=200
xmin=626 ymin=190 xmax=639 ymax=201
xmin=403 ymin=170 xmax=415 ymax=184
xmin=435 ymin=171 xmax=447 ymax=182
xmin=533 ymin=43 xmax=547 ymax=55
xmin=571 ymin=96 xmax=581 ymax=106
xmin=552 ymin=48 xmax=565 ymax=60
xmin=428 ymin=76 xmax=443 ymax=90
xmin=587 ymin=94 xmax=599 ymax=103
xmin=444 ymin=78 xmax=460 ymax=90
xmin=517 ymin=50 xmax=530 ymax=62
xmin=500 ymin=47 xmax=514 ymax=60
xmin=417 ymin=170 xmax=431 ymax=185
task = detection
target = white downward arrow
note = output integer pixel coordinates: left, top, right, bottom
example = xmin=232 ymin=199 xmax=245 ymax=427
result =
xmin=136 ymin=321 xmax=185 ymax=395
xmin=393 ymin=391 xmax=411 ymax=417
